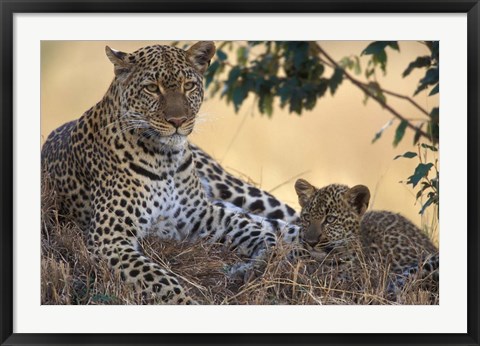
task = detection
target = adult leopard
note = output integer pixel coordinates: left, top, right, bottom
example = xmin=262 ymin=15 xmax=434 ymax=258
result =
xmin=42 ymin=41 xmax=299 ymax=304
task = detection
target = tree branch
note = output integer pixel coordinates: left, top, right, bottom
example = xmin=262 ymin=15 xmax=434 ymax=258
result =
xmin=372 ymin=86 xmax=429 ymax=117
xmin=315 ymin=43 xmax=430 ymax=141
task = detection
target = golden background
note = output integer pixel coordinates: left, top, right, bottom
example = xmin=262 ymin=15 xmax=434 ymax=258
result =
xmin=41 ymin=41 xmax=438 ymax=231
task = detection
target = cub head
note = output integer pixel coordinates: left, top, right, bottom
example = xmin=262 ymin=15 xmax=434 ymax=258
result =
xmin=294 ymin=179 xmax=370 ymax=262
xmin=105 ymin=41 xmax=216 ymax=144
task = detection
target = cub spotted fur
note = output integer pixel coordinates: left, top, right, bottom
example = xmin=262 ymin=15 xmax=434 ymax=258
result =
xmin=294 ymin=179 xmax=438 ymax=291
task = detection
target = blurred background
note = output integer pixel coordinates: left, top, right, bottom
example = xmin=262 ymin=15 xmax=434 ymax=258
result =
xmin=41 ymin=41 xmax=438 ymax=234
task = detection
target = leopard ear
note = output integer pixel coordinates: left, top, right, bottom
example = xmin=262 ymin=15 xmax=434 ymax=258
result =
xmin=295 ymin=179 xmax=316 ymax=208
xmin=105 ymin=46 xmax=132 ymax=77
xmin=186 ymin=41 xmax=216 ymax=74
xmin=346 ymin=185 xmax=370 ymax=216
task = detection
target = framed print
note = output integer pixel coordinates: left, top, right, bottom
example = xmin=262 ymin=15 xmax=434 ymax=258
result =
xmin=1 ymin=1 xmax=479 ymax=345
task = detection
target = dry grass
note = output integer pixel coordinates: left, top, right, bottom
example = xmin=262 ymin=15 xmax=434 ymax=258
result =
xmin=41 ymin=175 xmax=438 ymax=305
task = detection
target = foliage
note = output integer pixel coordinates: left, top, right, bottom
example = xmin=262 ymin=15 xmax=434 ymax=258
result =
xmin=205 ymin=42 xmax=332 ymax=116
xmin=205 ymin=41 xmax=439 ymax=215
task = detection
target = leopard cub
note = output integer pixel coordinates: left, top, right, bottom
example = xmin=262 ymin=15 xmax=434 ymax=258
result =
xmin=294 ymin=179 xmax=439 ymax=292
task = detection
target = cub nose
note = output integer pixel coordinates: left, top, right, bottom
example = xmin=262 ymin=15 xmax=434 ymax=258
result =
xmin=167 ymin=117 xmax=187 ymax=128
xmin=303 ymin=222 xmax=322 ymax=247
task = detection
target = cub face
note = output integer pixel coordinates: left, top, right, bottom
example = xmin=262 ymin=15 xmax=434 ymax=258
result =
xmin=105 ymin=41 xmax=216 ymax=142
xmin=294 ymin=179 xmax=370 ymax=262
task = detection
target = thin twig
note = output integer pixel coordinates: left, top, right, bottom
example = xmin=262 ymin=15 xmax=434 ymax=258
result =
xmin=268 ymin=170 xmax=311 ymax=194
xmin=315 ymin=47 xmax=429 ymax=116
xmin=219 ymin=108 xmax=249 ymax=163
xmin=375 ymin=87 xmax=429 ymax=116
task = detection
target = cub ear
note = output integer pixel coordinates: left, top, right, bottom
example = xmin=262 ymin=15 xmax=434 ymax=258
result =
xmin=346 ymin=185 xmax=370 ymax=216
xmin=295 ymin=179 xmax=317 ymax=208
xmin=105 ymin=46 xmax=132 ymax=77
xmin=186 ymin=41 xmax=216 ymax=74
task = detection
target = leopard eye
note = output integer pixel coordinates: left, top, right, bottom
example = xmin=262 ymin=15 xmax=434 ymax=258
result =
xmin=325 ymin=215 xmax=337 ymax=224
xmin=184 ymin=81 xmax=196 ymax=91
xmin=144 ymin=84 xmax=159 ymax=94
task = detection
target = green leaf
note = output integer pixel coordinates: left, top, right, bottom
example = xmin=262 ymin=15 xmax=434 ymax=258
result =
xmin=429 ymin=107 xmax=439 ymax=122
xmin=387 ymin=41 xmax=400 ymax=51
xmin=292 ymin=42 xmax=309 ymax=69
xmin=237 ymin=46 xmax=248 ymax=66
xmin=301 ymin=83 xmax=317 ymax=110
xmin=216 ymin=49 xmax=228 ymax=61
xmin=427 ymin=41 xmax=439 ymax=62
xmin=414 ymin=67 xmax=439 ymax=96
xmin=227 ymin=66 xmax=242 ymax=86
xmin=354 ymin=56 xmax=361 ymax=75
xmin=315 ymin=78 xmax=329 ymax=98
xmin=372 ymin=49 xmax=387 ymax=72
xmin=413 ymin=126 xmax=423 ymax=145
xmin=407 ymin=163 xmax=434 ymax=188
xmin=429 ymin=83 xmax=439 ymax=96
xmin=394 ymin=151 xmax=417 ymax=160
xmin=361 ymin=41 xmax=398 ymax=73
xmin=393 ymin=120 xmax=408 ymax=147
xmin=289 ymin=88 xmax=304 ymax=114
xmin=421 ymin=68 xmax=439 ymax=85
xmin=402 ymin=56 xmax=431 ymax=78
xmin=372 ymin=119 xmax=394 ymax=143
xmin=419 ymin=196 xmax=436 ymax=215
xmin=340 ymin=57 xmax=354 ymax=69
xmin=314 ymin=63 xmax=325 ymax=79
xmin=421 ymin=143 xmax=438 ymax=152
xmin=329 ymin=68 xmax=344 ymax=95
xmin=366 ymin=81 xmax=386 ymax=105
xmin=277 ymin=82 xmax=293 ymax=106
xmin=204 ymin=60 xmax=220 ymax=89
xmin=427 ymin=107 xmax=439 ymax=142
xmin=304 ymin=94 xmax=317 ymax=110
xmin=416 ymin=186 xmax=429 ymax=200
xmin=232 ymin=85 xmax=248 ymax=112
xmin=259 ymin=93 xmax=274 ymax=116
xmin=431 ymin=175 xmax=439 ymax=190
xmin=365 ymin=67 xmax=375 ymax=79
xmin=248 ymin=41 xmax=263 ymax=47
xmin=361 ymin=41 xmax=393 ymax=56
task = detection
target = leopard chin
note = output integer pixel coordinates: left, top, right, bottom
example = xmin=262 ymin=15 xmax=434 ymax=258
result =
xmin=158 ymin=133 xmax=188 ymax=147
xmin=142 ymin=126 xmax=189 ymax=148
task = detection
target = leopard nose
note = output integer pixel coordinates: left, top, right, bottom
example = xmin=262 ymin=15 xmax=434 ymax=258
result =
xmin=167 ymin=117 xmax=187 ymax=128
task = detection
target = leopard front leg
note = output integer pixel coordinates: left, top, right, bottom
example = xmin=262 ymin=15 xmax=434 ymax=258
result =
xmin=88 ymin=194 xmax=196 ymax=305
xmin=211 ymin=200 xmax=300 ymax=243
xmin=173 ymin=200 xmax=274 ymax=259
xmin=185 ymin=201 xmax=299 ymax=278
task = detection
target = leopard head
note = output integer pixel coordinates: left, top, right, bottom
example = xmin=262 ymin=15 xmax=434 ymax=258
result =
xmin=294 ymin=179 xmax=370 ymax=263
xmin=105 ymin=41 xmax=215 ymax=146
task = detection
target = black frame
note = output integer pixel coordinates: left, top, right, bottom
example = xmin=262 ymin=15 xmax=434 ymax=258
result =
xmin=1 ymin=1 xmax=478 ymax=345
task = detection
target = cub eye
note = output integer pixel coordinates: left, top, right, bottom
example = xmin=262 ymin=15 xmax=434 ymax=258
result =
xmin=184 ymin=81 xmax=196 ymax=91
xmin=301 ymin=213 xmax=311 ymax=222
xmin=325 ymin=215 xmax=337 ymax=224
xmin=144 ymin=84 xmax=159 ymax=93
